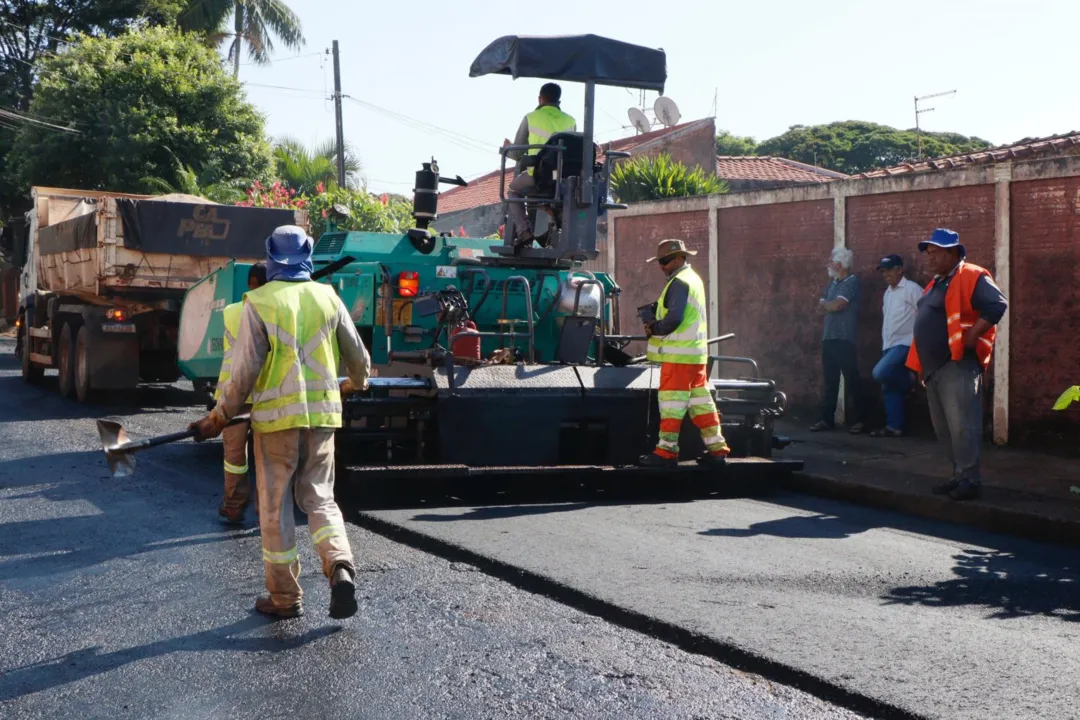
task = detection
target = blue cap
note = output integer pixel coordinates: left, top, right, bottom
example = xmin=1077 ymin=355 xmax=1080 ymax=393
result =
xmin=877 ymin=254 xmax=904 ymax=270
xmin=265 ymin=225 xmax=314 ymax=281
xmin=918 ymin=228 xmax=966 ymax=258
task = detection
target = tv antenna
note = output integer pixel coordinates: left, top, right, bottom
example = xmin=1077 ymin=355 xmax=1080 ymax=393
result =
xmin=915 ymin=89 xmax=956 ymax=159
xmin=654 ymin=96 xmax=681 ymax=127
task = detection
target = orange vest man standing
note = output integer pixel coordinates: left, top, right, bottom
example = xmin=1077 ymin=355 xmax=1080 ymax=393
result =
xmin=906 ymin=229 xmax=1007 ymax=501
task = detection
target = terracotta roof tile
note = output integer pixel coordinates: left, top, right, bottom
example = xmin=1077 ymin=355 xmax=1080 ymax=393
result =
xmin=714 ymin=156 xmax=847 ymax=183
xmin=852 ymin=131 xmax=1080 ymax=179
xmin=437 ymin=119 xmax=715 ymax=215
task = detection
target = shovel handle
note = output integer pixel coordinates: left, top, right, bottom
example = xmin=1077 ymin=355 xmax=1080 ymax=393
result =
xmin=116 ymin=414 xmax=251 ymax=452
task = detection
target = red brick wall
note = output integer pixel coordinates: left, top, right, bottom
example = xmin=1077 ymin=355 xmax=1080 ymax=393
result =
xmin=846 ymin=187 xmax=997 ymax=429
xmin=717 ymin=200 xmax=834 ymax=409
xmin=631 ymin=121 xmax=718 ymax=175
xmin=1009 ymin=177 xmax=1080 ymax=446
xmin=612 ymin=211 xmax=710 ymax=348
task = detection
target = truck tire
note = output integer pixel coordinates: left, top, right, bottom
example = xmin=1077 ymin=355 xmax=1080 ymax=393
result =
xmin=74 ymin=325 xmax=92 ymax=403
xmin=57 ymin=323 xmax=76 ymax=398
xmin=20 ymin=326 xmax=44 ymax=383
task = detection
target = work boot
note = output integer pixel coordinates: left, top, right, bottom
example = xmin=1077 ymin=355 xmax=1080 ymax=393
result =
xmin=932 ymin=478 xmax=961 ymax=495
xmin=218 ymin=504 xmax=245 ymax=527
xmin=329 ymin=563 xmax=358 ymax=620
xmin=638 ymin=452 xmax=677 ymax=468
xmin=948 ymin=480 xmax=981 ymax=502
xmin=696 ymin=452 xmax=727 ymax=467
xmin=514 ymin=229 xmax=535 ymax=249
xmin=254 ymin=592 xmax=303 ymax=619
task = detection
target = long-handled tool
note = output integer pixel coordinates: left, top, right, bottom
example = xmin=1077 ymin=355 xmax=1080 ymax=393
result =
xmin=96 ymin=415 xmax=250 ymax=478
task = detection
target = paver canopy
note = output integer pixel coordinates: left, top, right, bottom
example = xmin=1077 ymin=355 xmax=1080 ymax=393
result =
xmin=469 ymin=34 xmax=667 ymax=92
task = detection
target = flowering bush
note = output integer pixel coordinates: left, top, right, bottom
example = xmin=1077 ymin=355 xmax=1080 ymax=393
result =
xmin=303 ymin=185 xmax=414 ymax=239
xmin=236 ymin=180 xmax=307 ymax=209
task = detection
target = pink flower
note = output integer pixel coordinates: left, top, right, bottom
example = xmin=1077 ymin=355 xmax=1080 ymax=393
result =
xmin=316 ymin=182 xmax=325 ymax=194
xmin=380 ymin=193 xmax=388 ymax=206
xmin=321 ymin=209 xmax=328 ymax=218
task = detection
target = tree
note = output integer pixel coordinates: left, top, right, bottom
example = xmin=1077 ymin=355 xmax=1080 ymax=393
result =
xmin=755 ymin=121 xmax=993 ymax=174
xmin=5 ymin=25 xmax=273 ymax=198
xmin=0 ymin=0 xmax=184 ymax=216
xmin=140 ymin=159 xmax=251 ymax=204
xmin=273 ymin=137 xmax=362 ymax=195
xmin=178 ymin=0 xmax=304 ymax=78
xmin=715 ymin=130 xmax=758 ymax=156
xmin=609 ymin=153 xmax=728 ymax=203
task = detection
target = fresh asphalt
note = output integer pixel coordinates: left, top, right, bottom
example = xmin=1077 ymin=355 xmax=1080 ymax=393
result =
xmin=0 ymin=337 xmax=860 ymax=720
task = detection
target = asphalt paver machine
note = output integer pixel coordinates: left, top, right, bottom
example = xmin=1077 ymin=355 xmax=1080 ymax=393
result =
xmin=177 ymin=34 xmax=801 ymax=488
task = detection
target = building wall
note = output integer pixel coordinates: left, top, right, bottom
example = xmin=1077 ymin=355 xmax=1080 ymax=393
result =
xmin=608 ymin=154 xmax=1080 ymax=453
xmin=716 ymin=200 xmax=833 ymax=405
xmin=612 ymin=211 xmax=710 ymax=351
xmin=629 ymin=120 xmax=717 ymax=175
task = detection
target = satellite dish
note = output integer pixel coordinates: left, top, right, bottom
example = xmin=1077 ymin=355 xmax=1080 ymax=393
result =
xmin=627 ymin=107 xmax=651 ymax=135
xmin=654 ymin=96 xmax=681 ymax=127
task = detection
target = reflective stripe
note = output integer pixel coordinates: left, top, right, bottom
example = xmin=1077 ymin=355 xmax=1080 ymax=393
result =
xmin=252 ymin=375 xmax=340 ymax=404
xmin=653 ymin=344 xmax=709 ymax=356
xmin=263 ymin=546 xmax=298 ymax=564
xmin=646 ymin=266 xmax=709 ymax=365
xmin=312 ymin=525 xmax=345 ymax=545
xmin=688 ymin=395 xmax=715 ymax=406
xmin=224 ymin=460 xmax=248 ymax=475
xmin=659 ymin=400 xmax=688 ymax=411
xmin=527 ymin=125 xmax=552 ymax=140
xmin=251 ymin=400 xmax=343 ymax=425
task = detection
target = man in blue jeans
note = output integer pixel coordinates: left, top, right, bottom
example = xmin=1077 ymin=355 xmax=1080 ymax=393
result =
xmin=870 ymin=254 xmax=923 ymax=437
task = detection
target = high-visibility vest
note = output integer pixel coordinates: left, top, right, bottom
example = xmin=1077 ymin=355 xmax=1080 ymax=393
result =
xmin=244 ymin=280 xmax=344 ymax=433
xmin=906 ymin=261 xmax=998 ymax=374
xmin=525 ymin=105 xmax=576 ymax=174
xmin=646 ymin=265 xmax=709 ymax=365
xmin=214 ymin=301 xmax=249 ymax=402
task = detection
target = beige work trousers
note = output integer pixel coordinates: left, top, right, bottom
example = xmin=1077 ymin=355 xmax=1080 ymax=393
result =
xmin=221 ymin=413 xmax=252 ymax=516
xmin=253 ymin=427 xmax=354 ymax=608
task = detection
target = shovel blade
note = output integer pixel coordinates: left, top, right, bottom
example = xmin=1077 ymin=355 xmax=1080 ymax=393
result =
xmin=97 ymin=419 xmax=137 ymax=478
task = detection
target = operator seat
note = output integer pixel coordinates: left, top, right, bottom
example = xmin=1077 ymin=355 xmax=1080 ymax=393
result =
xmin=522 ymin=132 xmax=601 ymax=236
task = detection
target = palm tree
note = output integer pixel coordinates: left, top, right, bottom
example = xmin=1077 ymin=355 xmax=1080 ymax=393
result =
xmin=179 ymin=0 xmax=305 ymax=78
xmin=140 ymin=162 xmax=251 ymax=204
xmin=273 ymin=136 xmax=363 ymax=195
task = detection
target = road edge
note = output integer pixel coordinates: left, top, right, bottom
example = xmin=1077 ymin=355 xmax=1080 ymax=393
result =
xmin=780 ymin=470 xmax=1080 ymax=547
xmin=353 ymin=510 xmax=922 ymax=720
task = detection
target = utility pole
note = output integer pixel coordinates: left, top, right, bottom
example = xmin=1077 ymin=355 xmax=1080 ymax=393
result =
xmin=914 ymin=89 xmax=956 ymax=160
xmin=332 ymin=40 xmax=346 ymax=188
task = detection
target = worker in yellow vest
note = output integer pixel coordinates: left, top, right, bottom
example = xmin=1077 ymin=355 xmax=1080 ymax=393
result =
xmin=639 ymin=239 xmax=731 ymax=467
xmin=214 ymin=262 xmax=266 ymax=525
xmin=503 ymin=82 xmax=576 ymax=248
xmin=191 ymin=226 xmax=372 ymax=620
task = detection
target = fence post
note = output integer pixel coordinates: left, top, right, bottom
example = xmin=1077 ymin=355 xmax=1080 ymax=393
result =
xmin=833 ymin=188 xmax=848 ymax=426
xmin=992 ymin=163 xmax=1012 ymax=444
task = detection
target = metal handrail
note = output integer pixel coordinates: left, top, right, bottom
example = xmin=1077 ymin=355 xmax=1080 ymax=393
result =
xmin=499 ymin=275 xmax=535 ymax=362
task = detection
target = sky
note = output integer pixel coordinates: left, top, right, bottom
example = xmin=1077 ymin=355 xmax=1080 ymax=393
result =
xmin=231 ymin=0 xmax=1080 ymax=195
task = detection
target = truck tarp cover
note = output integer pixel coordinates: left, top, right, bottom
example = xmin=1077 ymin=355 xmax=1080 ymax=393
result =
xmin=469 ymin=34 xmax=666 ymax=92
xmin=116 ymin=198 xmax=296 ymax=258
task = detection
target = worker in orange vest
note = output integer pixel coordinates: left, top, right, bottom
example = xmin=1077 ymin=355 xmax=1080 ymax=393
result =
xmin=906 ymin=229 xmax=1007 ymax=501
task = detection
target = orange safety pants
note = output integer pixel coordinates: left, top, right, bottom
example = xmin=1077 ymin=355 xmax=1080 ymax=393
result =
xmin=654 ymin=362 xmax=731 ymax=460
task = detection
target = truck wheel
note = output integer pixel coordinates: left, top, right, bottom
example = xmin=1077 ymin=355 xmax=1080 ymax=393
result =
xmin=74 ymin=325 xmax=92 ymax=403
xmin=57 ymin=323 xmax=75 ymax=398
xmin=20 ymin=326 xmax=44 ymax=383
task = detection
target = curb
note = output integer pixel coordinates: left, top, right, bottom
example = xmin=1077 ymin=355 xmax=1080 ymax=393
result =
xmin=780 ymin=470 xmax=1080 ymax=548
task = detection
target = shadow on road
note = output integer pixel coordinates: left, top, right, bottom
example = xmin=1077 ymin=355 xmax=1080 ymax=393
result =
xmin=699 ymin=512 xmax=869 ymax=540
xmin=410 ymin=502 xmax=597 ymax=522
xmin=0 ymin=615 xmax=341 ymax=702
xmin=0 ymin=375 xmax=200 ymax=422
xmin=882 ymin=547 xmax=1080 ymax=622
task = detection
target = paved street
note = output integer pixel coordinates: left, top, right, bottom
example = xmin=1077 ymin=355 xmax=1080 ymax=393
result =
xmin=0 ymin=337 xmax=861 ymax=720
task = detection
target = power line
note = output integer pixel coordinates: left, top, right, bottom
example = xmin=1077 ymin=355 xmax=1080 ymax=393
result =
xmin=0 ymin=107 xmax=80 ymax=134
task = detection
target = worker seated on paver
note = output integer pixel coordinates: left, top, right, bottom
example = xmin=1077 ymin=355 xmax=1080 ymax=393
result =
xmin=503 ymin=81 xmax=576 ymax=249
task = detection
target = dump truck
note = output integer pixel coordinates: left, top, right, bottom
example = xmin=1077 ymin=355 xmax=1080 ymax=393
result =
xmin=15 ymin=186 xmax=305 ymax=401
xmin=177 ymin=34 xmax=801 ymax=487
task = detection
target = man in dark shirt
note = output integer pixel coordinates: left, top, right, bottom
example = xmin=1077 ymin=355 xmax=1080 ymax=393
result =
xmin=908 ymin=229 xmax=1007 ymax=501
xmin=810 ymin=247 xmax=866 ymax=434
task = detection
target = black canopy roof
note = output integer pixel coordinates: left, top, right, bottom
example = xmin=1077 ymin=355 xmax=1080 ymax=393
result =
xmin=469 ymin=34 xmax=666 ymax=92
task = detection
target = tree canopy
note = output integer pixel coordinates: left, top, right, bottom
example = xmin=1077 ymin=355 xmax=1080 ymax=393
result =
xmin=714 ymin=130 xmax=758 ymax=157
xmin=5 ymin=25 xmax=273 ymax=197
xmin=747 ymin=121 xmax=993 ymax=175
xmin=177 ymin=0 xmax=304 ymax=77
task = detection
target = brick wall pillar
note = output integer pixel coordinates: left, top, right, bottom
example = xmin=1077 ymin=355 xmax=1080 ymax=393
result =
xmin=992 ymin=163 xmax=1012 ymax=444
xmin=832 ymin=188 xmax=848 ymax=425
xmin=708 ymin=205 xmax=719 ymax=376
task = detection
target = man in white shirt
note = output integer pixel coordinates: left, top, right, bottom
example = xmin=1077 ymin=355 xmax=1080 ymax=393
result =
xmin=870 ymin=254 xmax=923 ymax=437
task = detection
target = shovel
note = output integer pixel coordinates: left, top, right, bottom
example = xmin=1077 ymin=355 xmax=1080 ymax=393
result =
xmin=96 ymin=415 xmax=250 ymax=478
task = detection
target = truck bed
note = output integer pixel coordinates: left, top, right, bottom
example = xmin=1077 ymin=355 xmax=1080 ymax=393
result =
xmin=29 ymin=186 xmax=306 ymax=301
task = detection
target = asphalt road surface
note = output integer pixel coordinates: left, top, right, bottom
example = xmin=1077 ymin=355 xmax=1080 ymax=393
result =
xmin=0 ymin=337 xmax=860 ymax=720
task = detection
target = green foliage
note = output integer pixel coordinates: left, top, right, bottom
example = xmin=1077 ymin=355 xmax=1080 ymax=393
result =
xmin=304 ymin=187 xmax=414 ymax=240
xmin=140 ymin=158 xmax=250 ymax=203
xmin=755 ymin=121 xmax=993 ymax=175
xmin=5 ymin=25 xmax=273 ymax=197
xmin=715 ymin=130 xmax=759 ymax=156
xmin=273 ymin=137 xmax=363 ymax=196
xmin=178 ymin=0 xmax=305 ymax=77
xmin=609 ymin=153 xmax=728 ymax=203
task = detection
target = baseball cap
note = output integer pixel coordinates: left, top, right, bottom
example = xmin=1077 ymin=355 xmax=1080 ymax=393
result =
xmin=877 ymin=254 xmax=903 ymax=270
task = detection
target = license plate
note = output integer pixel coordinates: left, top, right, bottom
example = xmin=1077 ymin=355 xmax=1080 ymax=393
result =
xmin=102 ymin=323 xmax=136 ymax=334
